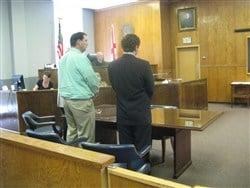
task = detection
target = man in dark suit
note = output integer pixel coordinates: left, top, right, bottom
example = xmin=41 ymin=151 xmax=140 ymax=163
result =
xmin=108 ymin=34 xmax=154 ymax=151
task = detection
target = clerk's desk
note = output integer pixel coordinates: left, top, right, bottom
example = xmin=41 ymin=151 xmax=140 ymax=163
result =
xmin=94 ymin=104 xmax=222 ymax=179
xmin=231 ymin=81 xmax=250 ymax=107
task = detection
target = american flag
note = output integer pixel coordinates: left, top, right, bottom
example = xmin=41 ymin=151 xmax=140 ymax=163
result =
xmin=111 ymin=24 xmax=117 ymax=60
xmin=57 ymin=21 xmax=63 ymax=59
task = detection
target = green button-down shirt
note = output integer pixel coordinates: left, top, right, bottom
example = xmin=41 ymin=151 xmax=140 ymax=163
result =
xmin=58 ymin=48 xmax=101 ymax=100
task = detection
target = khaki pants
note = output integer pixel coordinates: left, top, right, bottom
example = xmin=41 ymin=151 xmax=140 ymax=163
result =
xmin=63 ymin=99 xmax=95 ymax=143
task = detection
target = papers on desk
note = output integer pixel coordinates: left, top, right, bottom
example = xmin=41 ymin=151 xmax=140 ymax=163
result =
xmin=231 ymin=81 xmax=250 ymax=85
xmin=162 ymin=79 xmax=169 ymax=84
xmin=185 ymin=120 xmax=194 ymax=127
xmin=2 ymin=85 xmax=9 ymax=91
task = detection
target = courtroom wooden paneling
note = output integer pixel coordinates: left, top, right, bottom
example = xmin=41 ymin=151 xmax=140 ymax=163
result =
xmin=107 ymin=167 xmax=191 ymax=188
xmin=160 ymin=1 xmax=172 ymax=74
xmin=162 ymin=1 xmax=250 ymax=102
xmin=93 ymin=66 xmax=111 ymax=85
xmin=16 ymin=90 xmax=58 ymax=133
xmin=94 ymin=1 xmax=250 ymax=102
xmin=0 ymin=129 xmax=115 ymax=188
xmin=94 ymin=1 xmax=163 ymax=71
xmin=94 ymin=86 xmax=116 ymax=106
xmin=94 ymin=65 xmax=158 ymax=85
xmin=152 ymin=83 xmax=180 ymax=106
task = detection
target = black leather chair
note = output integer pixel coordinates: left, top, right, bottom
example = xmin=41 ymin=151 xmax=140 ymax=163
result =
xmin=81 ymin=142 xmax=151 ymax=174
xmin=22 ymin=111 xmax=62 ymax=136
xmin=152 ymin=130 xmax=173 ymax=164
xmin=26 ymin=129 xmax=86 ymax=147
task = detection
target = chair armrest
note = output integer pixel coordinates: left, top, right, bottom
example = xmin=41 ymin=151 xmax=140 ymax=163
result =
xmin=137 ymin=145 xmax=151 ymax=158
xmin=137 ymin=163 xmax=151 ymax=174
xmin=66 ymin=137 xmax=87 ymax=147
xmin=35 ymin=121 xmax=56 ymax=128
xmin=51 ymin=124 xmax=62 ymax=135
xmin=150 ymin=105 xmax=177 ymax=109
xmin=109 ymin=163 xmax=127 ymax=169
xmin=36 ymin=116 xmax=55 ymax=123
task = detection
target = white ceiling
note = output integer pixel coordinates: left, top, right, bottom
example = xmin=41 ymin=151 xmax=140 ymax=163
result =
xmin=53 ymin=0 xmax=138 ymax=10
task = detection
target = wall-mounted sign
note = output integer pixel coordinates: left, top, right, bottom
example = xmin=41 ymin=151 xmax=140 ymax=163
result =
xmin=182 ymin=37 xmax=192 ymax=44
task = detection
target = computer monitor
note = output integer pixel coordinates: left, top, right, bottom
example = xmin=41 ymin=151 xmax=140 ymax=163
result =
xmin=12 ymin=74 xmax=25 ymax=91
xmin=0 ymin=80 xmax=3 ymax=90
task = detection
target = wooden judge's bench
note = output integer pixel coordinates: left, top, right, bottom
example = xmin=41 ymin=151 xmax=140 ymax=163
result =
xmin=0 ymin=67 xmax=207 ymax=133
xmin=0 ymin=80 xmax=207 ymax=134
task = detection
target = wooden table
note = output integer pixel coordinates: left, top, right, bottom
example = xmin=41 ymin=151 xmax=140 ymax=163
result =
xmin=95 ymin=104 xmax=222 ymax=178
xmin=231 ymin=82 xmax=250 ymax=107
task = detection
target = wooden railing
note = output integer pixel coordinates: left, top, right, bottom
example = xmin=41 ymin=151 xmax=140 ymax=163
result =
xmin=108 ymin=167 xmax=191 ymax=188
xmin=180 ymin=78 xmax=208 ymax=109
xmin=0 ymin=129 xmax=192 ymax=188
xmin=0 ymin=128 xmax=115 ymax=188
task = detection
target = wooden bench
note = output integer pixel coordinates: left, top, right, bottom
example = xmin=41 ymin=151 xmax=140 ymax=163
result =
xmin=0 ymin=129 xmax=195 ymax=188
xmin=0 ymin=128 xmax=115 ymax=187
xmin=107 ymin=166 xmax=191 ymax=188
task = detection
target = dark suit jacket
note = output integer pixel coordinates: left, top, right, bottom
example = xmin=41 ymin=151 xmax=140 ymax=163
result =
xmin=108 ymin=54 xmax=154 ymax=125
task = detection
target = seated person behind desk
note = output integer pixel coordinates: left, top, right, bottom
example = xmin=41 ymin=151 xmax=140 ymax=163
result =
xmin=33 ymin=71 xmax=54 ymax=91
xmin=87 ymin=52 xmax=108 ymax=66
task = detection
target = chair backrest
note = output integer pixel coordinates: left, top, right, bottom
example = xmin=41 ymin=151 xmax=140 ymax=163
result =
xmin=26 ymin=129 xmax=65 ymax=144
xmin=22 ymin=111 xmax=39 ymax=130
xmin=81 ymin=142 xmax=144 ymax=170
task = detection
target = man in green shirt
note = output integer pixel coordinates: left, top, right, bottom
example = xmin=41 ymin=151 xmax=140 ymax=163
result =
xmin=58 ymin=32 xmax=101 ymax=142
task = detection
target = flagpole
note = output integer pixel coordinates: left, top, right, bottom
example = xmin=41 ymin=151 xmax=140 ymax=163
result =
xmin=111 ymin=24 xmax=117 ymax=61
xmin=57 ymin=18 xmax=63 ymax=61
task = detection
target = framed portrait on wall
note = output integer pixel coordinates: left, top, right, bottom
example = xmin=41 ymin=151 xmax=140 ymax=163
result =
xmin=178 ymin=7 xmax=196 ymax=31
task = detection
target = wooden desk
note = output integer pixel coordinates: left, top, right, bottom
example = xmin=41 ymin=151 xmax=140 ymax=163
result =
xmin=231 ymin=82 xmax=250 ymax=107
xmin=94 ymin=104 xmax=222 ymax=178
xmin=16 ymin=90 xmax=58 ymax=132
xmin=0 ymin=91 xmax=18 ymax=131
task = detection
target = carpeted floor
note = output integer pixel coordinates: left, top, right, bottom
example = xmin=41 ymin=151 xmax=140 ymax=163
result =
xmin=150 ymin=103 xmax=250 ymax=188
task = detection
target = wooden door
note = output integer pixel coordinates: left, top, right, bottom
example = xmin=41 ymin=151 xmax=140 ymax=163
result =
xmin=176 ymin=45 xmax=200 ymax=82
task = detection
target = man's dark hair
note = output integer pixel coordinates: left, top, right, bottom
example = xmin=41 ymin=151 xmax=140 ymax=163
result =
xmin=70 ymin=32 xmax=87 ymax=47
xmin=121 ymin=34 xmax=140 ymax=52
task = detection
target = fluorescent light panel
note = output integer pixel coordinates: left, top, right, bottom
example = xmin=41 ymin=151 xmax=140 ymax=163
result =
xmin=53 ymin=0 xmax=138 ymax=10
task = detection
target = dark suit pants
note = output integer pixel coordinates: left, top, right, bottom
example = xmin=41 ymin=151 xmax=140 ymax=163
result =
xmin=117 ymin=123 xmax=152 ymax=151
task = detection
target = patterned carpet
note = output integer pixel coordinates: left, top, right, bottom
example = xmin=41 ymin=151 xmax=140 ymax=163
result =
xmin=151 ymin=103 xmax=250 ymax=188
